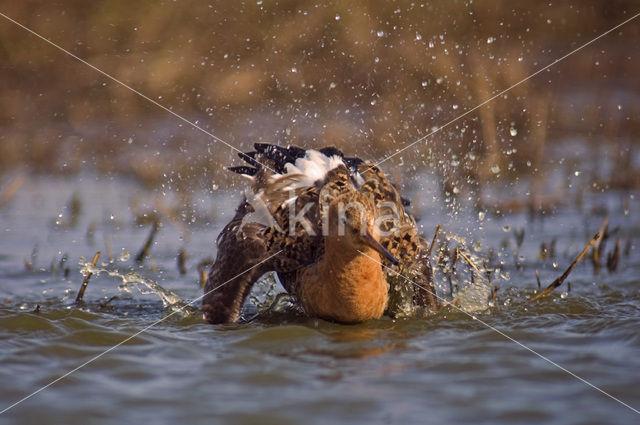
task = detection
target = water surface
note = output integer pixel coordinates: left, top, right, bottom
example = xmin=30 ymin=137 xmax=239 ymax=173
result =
xmin=1 ymin=175 xmax=639 ymax=425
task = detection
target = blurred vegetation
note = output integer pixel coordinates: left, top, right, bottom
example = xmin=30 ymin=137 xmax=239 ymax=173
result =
xmin=0 ymin=0 xmax=639 ymax=193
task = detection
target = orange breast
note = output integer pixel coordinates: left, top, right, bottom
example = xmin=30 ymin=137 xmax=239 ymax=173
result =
xmin=298 ymin=250 xmax=388 ymax=324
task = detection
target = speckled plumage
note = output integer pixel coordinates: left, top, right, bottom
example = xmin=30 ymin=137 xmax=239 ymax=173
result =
xmin=202 ymin=144 xmax=439 ymax=324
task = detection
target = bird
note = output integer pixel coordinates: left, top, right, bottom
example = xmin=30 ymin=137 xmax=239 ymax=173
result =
xmin=201 ymin=143 xmax=439 ymax=324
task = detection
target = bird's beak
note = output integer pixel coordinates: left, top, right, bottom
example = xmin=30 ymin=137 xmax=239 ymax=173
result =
xmin=362 ymin=230 xmax=399 ymax=266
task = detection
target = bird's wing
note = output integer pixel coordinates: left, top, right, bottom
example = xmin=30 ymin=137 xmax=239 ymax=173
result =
xmin=202 ymin=200 xmax=272 ymax=324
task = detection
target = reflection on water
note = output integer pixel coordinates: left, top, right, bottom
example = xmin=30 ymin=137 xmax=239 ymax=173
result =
xmin=0 ymin=175 xmax=639 ymax=425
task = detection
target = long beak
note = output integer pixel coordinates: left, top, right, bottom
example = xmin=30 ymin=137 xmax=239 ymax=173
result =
xmin=362 ymin=230 xmax=399 ymax=266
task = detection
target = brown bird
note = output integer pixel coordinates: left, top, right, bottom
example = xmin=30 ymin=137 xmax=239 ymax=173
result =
xmin=201 ymin=144 xmax=439 ymax=324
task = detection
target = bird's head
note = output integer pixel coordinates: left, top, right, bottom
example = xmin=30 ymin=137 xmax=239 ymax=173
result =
xmin=326 ymin=192 xmax=399 ymax=266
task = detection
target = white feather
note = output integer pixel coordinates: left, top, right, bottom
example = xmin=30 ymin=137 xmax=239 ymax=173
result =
xmin=242 ymin=150 xmax=348 ymax=225
xmin=283 ymin=149 xmax=345 ymax=189
xmin=353 ymin=171 xmax=365 ymax=188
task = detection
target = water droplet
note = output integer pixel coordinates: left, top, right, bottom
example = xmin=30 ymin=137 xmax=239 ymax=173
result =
xmin=370 ymin=99 xmax=377 ymax=106
xmin=452 ymin=104 xmax=459 ymax=110
xmin=428 ymin=40 xmax=435 ymax=48
xmin=502 ymin=225 xmax=511 ymax=232
xmin=290 ymin=67 xmax=297 ymax=73
xmin=329 ymin=82 xmax=336 ymax=89
xmin=377 ymin=30 xmax=385 ymax=37
xmin=436 ymin=77 xmax=443 ymax=84
xmin=421 ymin=81 xmax=428 ymax=87
xmin=487 ymin=36 xmax=495 ymax=44
xmin=518 ymin=57 xmax=523 ymax=62
xmin=509 ymin=127 xmax=517 ymax=136
xmin=119 ymin=251 xmax=131 ymax=262
xmin=491 ymin=164 xmax=501 ymax=174
xmin=415 ymin=33 xmax=422 ymax=41
xmin=574 ymin=171 xmax=580 ymax=176
xmin=478 ymin=211 xmax=486 ymax=221
xmin=334 ymin=14 xmax=340 ymax=20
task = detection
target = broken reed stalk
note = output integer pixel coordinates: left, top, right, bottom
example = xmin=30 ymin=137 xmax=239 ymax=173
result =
xmin=448 ymin=247 xmax=459 ymax=297
xmin=59 ymin=253 xmax=70 ymax=278
xmin=535 ymin=269 xmax=541 ymax=288
xmin=135 ymin=220 xmax=160 ymax=264
xmin=86 ymin=221 xmax=97 ymax=245
xmin=457 ymin=248 xmax=481 ymax=273
xmin=591 ymin=218 xmax=609 ymax=268
xmin=178 ymin=248 xmax=187 ymax=275
xmin=549 ymin=238 xmax=557 ymax=258
xmin=197 ymin=259 xmax=214 ymax=288
xmin=75 ymin=252 xmax=101 ymax=305
xmin=428 ymin=224 xmax=442 ymax=257
xmin=99 ymin=295 xmax=119 ymax=309
xmin=607 ymin=238 xmax=620 ymax=272
xmin=513 ymin=228 xmax=525 ymax=257
xmin=490 ymin=285 xmax=500 ymax=304
xmin=0 ymin=175 xmax=25 ymax=208
xmin=24 ymin=245 xmax=38 ymax=270
xmin=530 ymin=231 xmax=602 ymax=302
xmin=624 ymin=237 xmax=631 ymax=257
xmin=199 ymin=267 xmax=208 ymax=288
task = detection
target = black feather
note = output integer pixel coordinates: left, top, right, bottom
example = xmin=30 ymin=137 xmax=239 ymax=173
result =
xmin=227 ymin=166 xmax=257 ymax=176
xmin=343 ymin=156 xmax=364 ymax=171
xmin=240 ymin=144 xmax=368 ymax=178
xmin=238 ymin=151 xmax=259 ymax=167
xmin=252 ymin=143 xmax=271 ymax=153
xmin=253 ymin=143 xmax=293 ymax=172
xmin=286 ymin=145 xmax=307 ymax=159
xmin=318 ymin=146 xmax=345 ymax=158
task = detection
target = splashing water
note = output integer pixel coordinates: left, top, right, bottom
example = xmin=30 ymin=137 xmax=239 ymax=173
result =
xmin=79 ymin=260 xmax=198 ymax=317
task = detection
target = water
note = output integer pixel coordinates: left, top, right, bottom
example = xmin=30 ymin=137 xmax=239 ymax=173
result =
xmin=1 ymin=174 xmax=639 ymax=425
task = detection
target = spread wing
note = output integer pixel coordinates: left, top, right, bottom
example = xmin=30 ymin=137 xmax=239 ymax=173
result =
xmin=202 ymin=200 xmax=271 ymax=323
